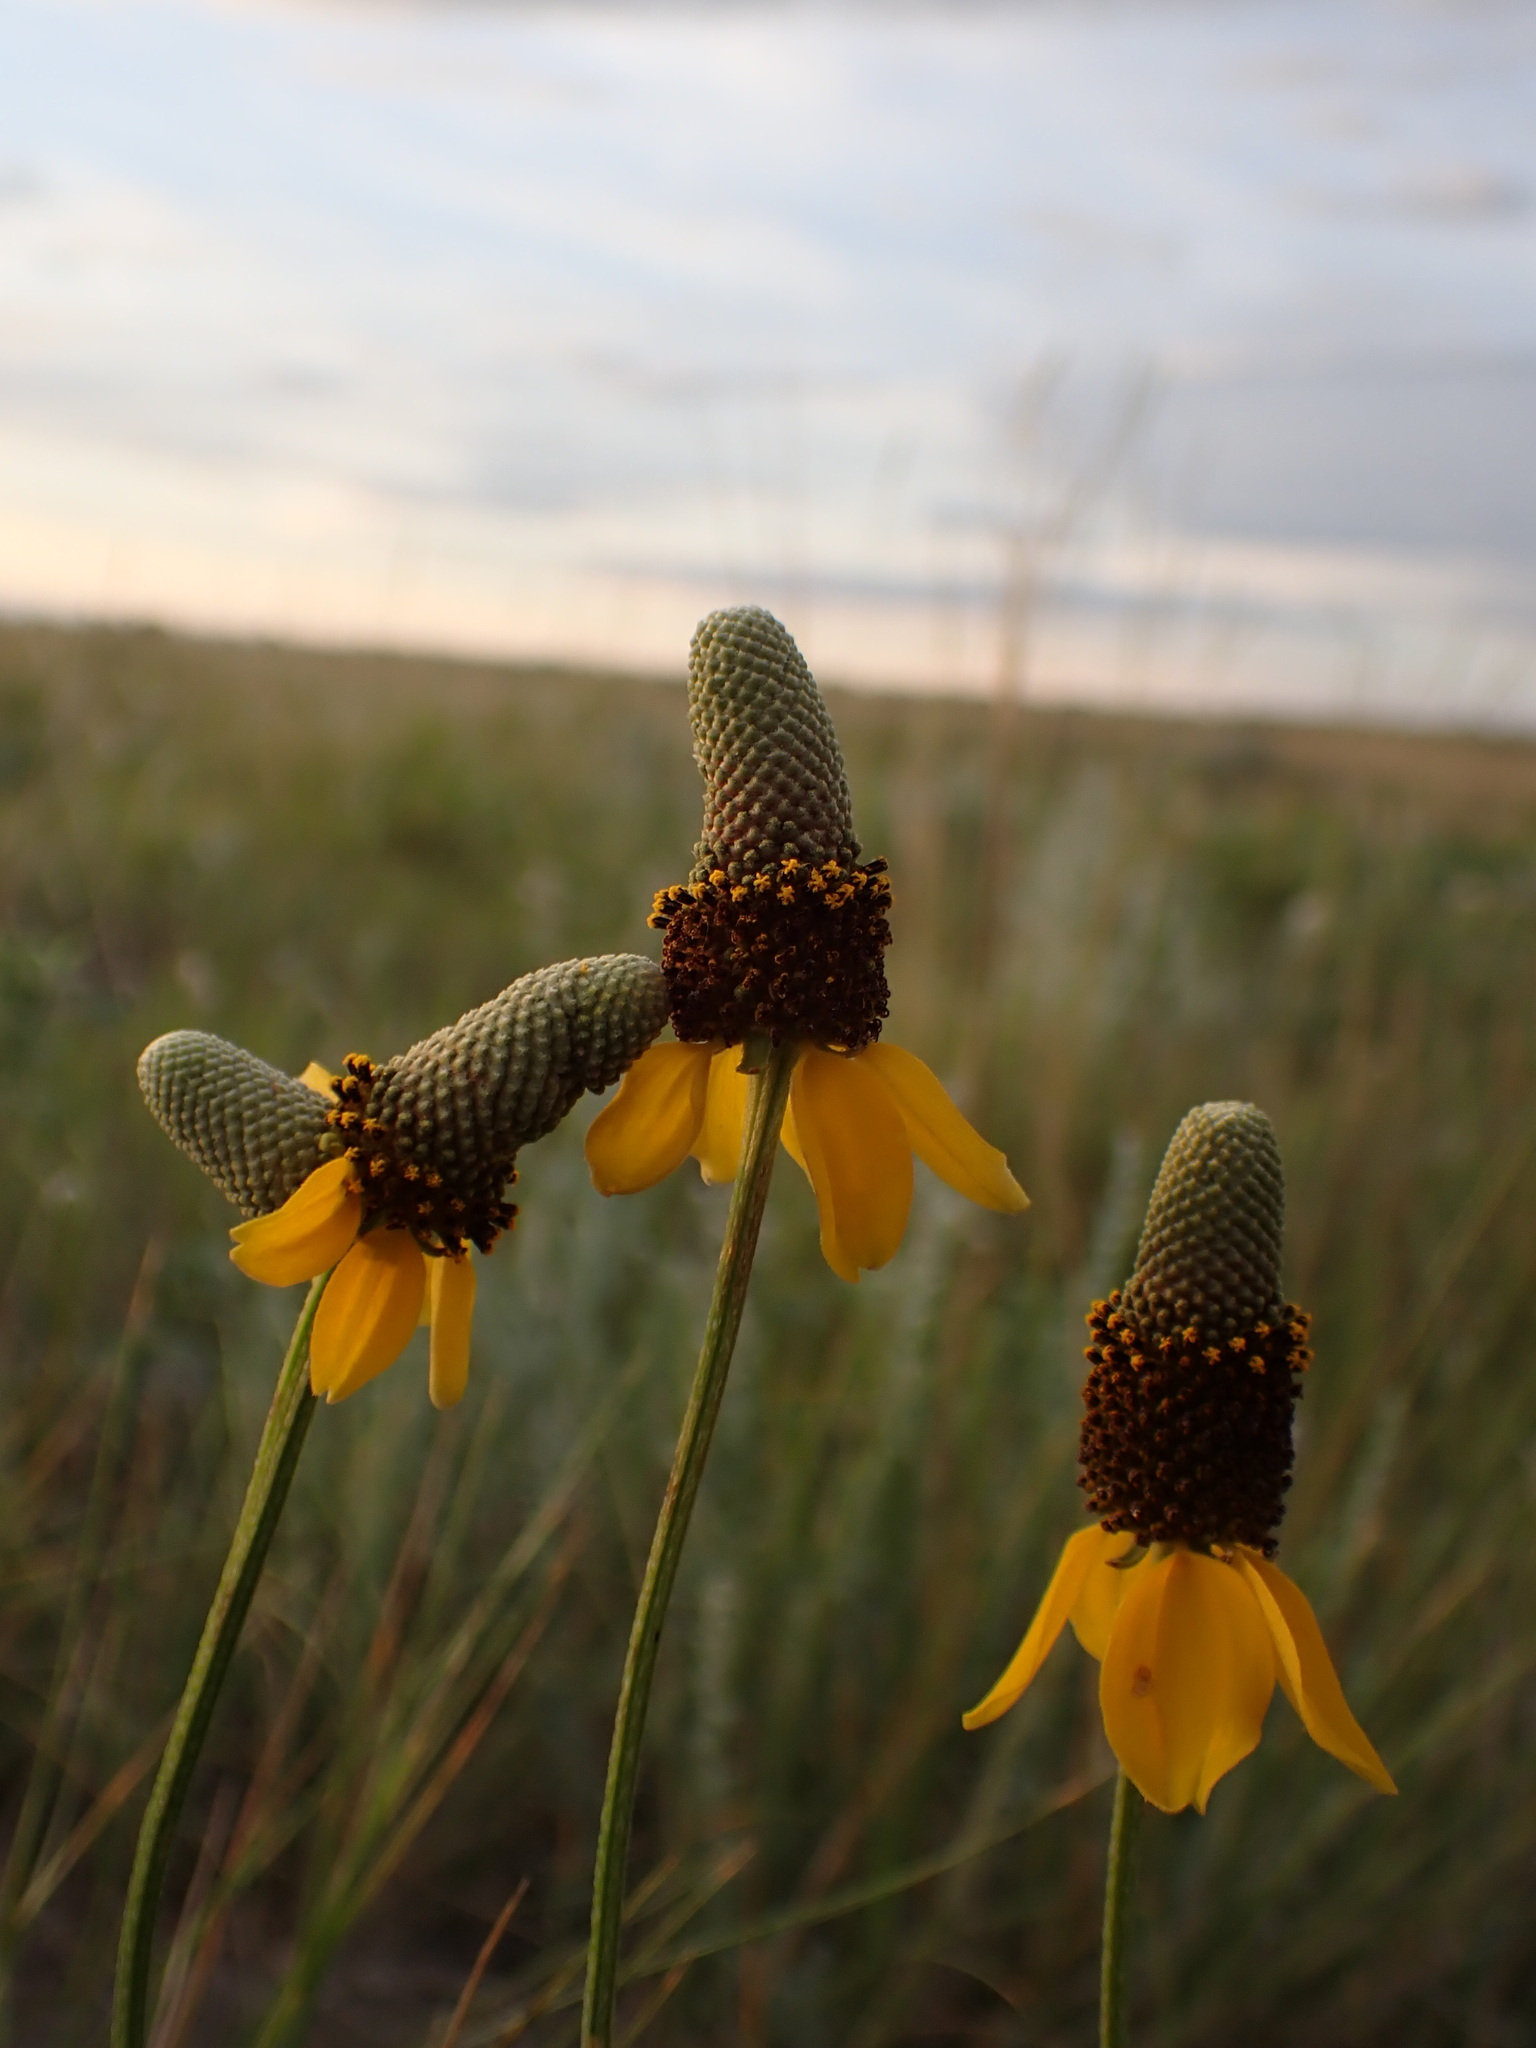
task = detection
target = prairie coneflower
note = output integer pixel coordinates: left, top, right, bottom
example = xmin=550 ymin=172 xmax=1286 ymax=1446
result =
xmin=965 ymin=1102 xmax=1394 ymax=1810
xmin=138 ymin=953 xmax=667 ymax=1407
xmin=586 ymin=606 xmax=1027 ymax=1276
xmin=580 ymin=610 xmax=1031 ymax=2048
xmin=120 ymin=953 xmax=666 ymax=2048
xmin=964 ymin=1102 xmax=1393 ymax=2044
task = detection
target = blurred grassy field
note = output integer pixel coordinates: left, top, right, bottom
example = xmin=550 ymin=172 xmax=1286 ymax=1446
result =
xmin=1 ymin=616 xmax=1535 ymax=2047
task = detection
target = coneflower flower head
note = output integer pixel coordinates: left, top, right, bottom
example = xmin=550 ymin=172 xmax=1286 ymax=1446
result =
xmin=651 ymin=605 xmax=891 ymax=1052
xmin=140 ymin=955 xmax=667 ymax=1407
xmin=1080 ymin=1102 xmax=1306 ymax=1556
xmin=140 ymin=953 xmax=667 ymax=1254
xmin=965 ymin=1098 xmax=1390 ymax=1815
xmin=588 ymin=607 xmax=1026 ymax=1280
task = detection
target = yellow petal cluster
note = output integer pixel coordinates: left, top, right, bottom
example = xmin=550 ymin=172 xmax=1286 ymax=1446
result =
xmin=585 ymin=1039 xmax=1028 ymax=1280
xmin=230 ymin=1153 xmax=475 ymax=1408
xmin=963 ymin=1524 xmax=1396 ymax=1814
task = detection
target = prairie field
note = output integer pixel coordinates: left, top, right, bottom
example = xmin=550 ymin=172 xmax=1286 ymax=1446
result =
xmin=1 ymin=619 xmax=1534 ymax=2046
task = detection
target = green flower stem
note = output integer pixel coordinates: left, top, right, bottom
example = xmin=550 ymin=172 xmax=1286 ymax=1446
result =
xmin=112 ymin=1273 xmax=326 ymax=2048
xmin=1099 ymin=1769 xmax=1145 ymax=2048
xmin=581 ymin=1039 xmax=796 ymax=2048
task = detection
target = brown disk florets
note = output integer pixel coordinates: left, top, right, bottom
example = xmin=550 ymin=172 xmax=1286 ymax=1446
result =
xmin=650 ymin=856 xmax=891 ymax=1050
xmin=660 ymin=606 xmax=891 ymax=1046
xmin=1078 ymin=1293 xmax=1311 ymax=1554
xmin=1077 ymin=1101 xmax=1311 ymax=1555
xmin=326 ymin=1053 xmax=515 ymax=1258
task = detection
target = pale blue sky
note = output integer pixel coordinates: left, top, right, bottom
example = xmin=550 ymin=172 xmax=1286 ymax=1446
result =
xmin=1 ymin=0 xmax=1533 ymax=722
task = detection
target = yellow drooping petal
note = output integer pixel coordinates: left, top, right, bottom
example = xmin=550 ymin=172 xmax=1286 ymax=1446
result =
xmin=692 ymin=1047 xmax=751 ymax=1185
xmin=427 ymin=1254 xmax=476 ymax=1410
xmin=585 ymin=1042 xmax=711 ymax=1195
xmin=963 ymin=1524 xmax=1124 ymax=1729
xmin=791 ymin=1046 xmax=914 ymax=1280
xmin=310 ymin=1230 xmax=426 ymax=1403
xmin=1187 ymin=1559 xmax=1278 ymax=1811
xmin=1100 ymin=1547 xmax=1276 ymax=1814
xmin=779 ymin=1091 xmax=809 ymax=1174
xmin=229 ymin=1156 xmax=362 ymax=1288
xmin=857 ymin=1042 xmax=1029 ymax=1213
xmin=1068 ymin=1528 xmax=1139 ymax=1659
xmin=776 ymin=1081 xmax=852 ymax=1273
xmin=298 ymin=1061 xmax=337 ymax=1097
xmin=1236 ymin=1552 xmax=1397 ymax=1795
xmin=1099 ymin=1550 xmax=1179 ymax=1807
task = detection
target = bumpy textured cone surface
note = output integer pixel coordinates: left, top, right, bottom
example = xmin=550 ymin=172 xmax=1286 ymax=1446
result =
xmin=370 ymin=953 xmax=666 ymax=1180
xmin=687 ymin=607 xmax=859 ymax=880
xmin=1125 ymin=1101 xmax=1286 ymax=1340
xmin=138 ymin=1032 xmax=335 ymax=1219
xmin=140 ymin=954 xmax=667 ymax=1226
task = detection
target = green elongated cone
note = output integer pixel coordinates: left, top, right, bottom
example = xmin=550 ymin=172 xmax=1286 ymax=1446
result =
xmin=139 ymin=954 xmax=667 ymax=1225
xmin=687 ymin=606 xmax=860 ymax=881
xmin=137 ymin=1033 xmax=334 ymax=1220
xmin=369 ymin=953 xmax=667 ymax=1224
xmin=1124 ymin=1100 xmax=1286 ymax=1340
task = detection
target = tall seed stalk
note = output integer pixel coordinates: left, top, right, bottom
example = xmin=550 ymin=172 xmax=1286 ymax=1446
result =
xmin=1099 ymin=1769 xmax=1144 ymax=2048
xmin=581 ymin=1039 xmax=795 ymax=2046
xmin=112 ymin=1275 xmax=326 ymax=2048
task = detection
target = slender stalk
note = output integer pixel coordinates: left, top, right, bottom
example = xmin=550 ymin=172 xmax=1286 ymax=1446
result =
xmin=112 ymin=1274 xmax=326 ymax=2048
xmin=1099 ymin=1769 xmax=1144 ymax=2048
xmin=581 ymin=1041 xmax=796 ymax=2047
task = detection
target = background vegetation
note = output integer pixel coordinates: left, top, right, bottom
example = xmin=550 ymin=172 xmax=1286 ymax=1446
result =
xmin=0 ymin=618 xmax=1533 ymax=2046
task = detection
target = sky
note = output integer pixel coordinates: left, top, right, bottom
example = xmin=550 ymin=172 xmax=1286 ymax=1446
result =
xmin=0 ymin=0 xmax=1534 ymax=723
